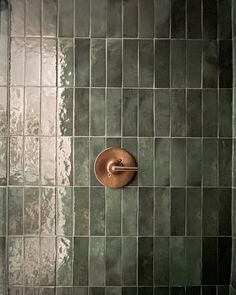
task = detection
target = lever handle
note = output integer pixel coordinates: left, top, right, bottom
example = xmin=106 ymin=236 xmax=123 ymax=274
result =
xmin=112 ymin=166 xmax=138 ymax=172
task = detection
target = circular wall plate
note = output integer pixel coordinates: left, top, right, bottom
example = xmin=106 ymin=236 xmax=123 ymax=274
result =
xmin=94 ymin=147 xmax=137 ymax=188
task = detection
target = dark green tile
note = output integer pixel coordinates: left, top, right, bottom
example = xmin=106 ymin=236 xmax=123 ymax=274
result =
xmin=90 ymin=137 xmax=105 ymax=186
xmin=139 ymin=188 xmax=153 ymax=236
xmin=203 ymin=0 xmax=217 ymax=39
xmin=9 ymin=288 xmax=23 ymax=295
xmin=138 ymin=288 xmax=153 ymax=295
xmin=187 ymin=0 xmax=201 ymax=39
xmin=186 ymin=287 xmax=200 ymax=295
xmin=171 ymin=90 xmax=186 ymax=137
xmin=123 ymin=40 xmax=138 ymax=87
xmin=10 ymin=137 xmax=24 ymax=185
xmin=219 ymin=139 xmax=232 ymax=187
xmin=171 ymin=139 xmax=186 ymax=187
xmin=170 ymin=237 xmax=186 ymax=286
xmin=106 ymin=287 xmax=122 ymax=295
xmin=155 ymin=90 xmax=170 ymax=137
xmin=219 ymin=40 xmax=232 ymax=88
xmin=171 ymin=0 xmax=186 ymax=38
xmin=106 ymin=189 xmax=121 ymax=236
xmin=106 ymin=138 xmax=121 ymax=148
xmin=203 ymin=89 xmax=218 ymax=137
xmin=122 ymin=237 xmax=137 ymax=286
xmin=218 ymin=0 xmax=232 ymax=39
xmin=218 ymin=189 xmax=232 ymax=236
xmin=122 ymin=288 xmax=137 ymax=295
xmin=107 ymin=89 xmax=121 ymax=136
xmin=91 ymin=39 xmax=105 ymax=87
xmin=74 ymin=188 xmax=89 ymax=236
xmin=89 ymin=237 xmax=105 ymax=286
xmin=155 ymin=288 xmax=169 ymax=295
xmin=122 ymin=89 xmax=137 ymax=137
xmin=154 ymin=238 xmax=169 ymax=285
xmin=138 ymin=238 xmax=153 ymax=286
xmin=75 ymin=88 xmax=89 ymax=136
xmin=91 ymin=0 xmax=106 ymax=37
xmin=57 ymin=88 xmax=73 ymax=136
xmin=187 ymin=139 xmax=202 ymax=186
xmin=139 ymin=0 xmax=154 ymax=37
xmin=219 ymin=89 xmax=232 ymax=137
xmin=155 ymin=40 xmax=170 ymax=88
xmin=75 ymin=0 xmax=90 ymax=37
xmin=40 ymin=188 xmax=56 ymax=236
xmin=107 ymin=40 xmax=122 ymax=87
xmin=203 ymin=139 xmax=218 ymax=186
xmin=187 ymin=189 xmax=201 ymax=236
xmin=203 ymin=41 xmax=218 ymax=88
xmin=74 ymin=137 xmax=89 ymax=186
xmin=90 ymin=187 xmax=105 ymax=236
xmin=155 ymin=139 xmax=170 ymax=186
xmin=75 ymin=39 xmax=90 ymax=87
xmin=24 ymin=237 xmax=39 ymax=285
xmin=90 ymin=88 xmax=105 ymax=136
xmin=43 ymin=0 xmax=57 ymax=37
xmin=73 ymin=288 xmax=88 ymax=295
xmin=56 ymin=187 xmax=73 ymax=235
xmin=202 ymin=237 xmax=217 ymax=284
xmin=123 ymin=0 xmax=138 ymax=37
xmin=186 ymin=238 xmax=201 ymax=285
xmin=58 ymin=39 xmax=74 ymax=87
xmin=40 ymin=237 xmax=56 ymax=286
xmin=187 ymin=90 xmax=202 ymax=137
xmin=56 ymin=237 xmax=73 ymax=286
xmin=170 ymin=288 xmax=185 ymax=295
xmin=218 ymin=237 xmax=232 ymax=284
xmin=139 ymin=40 xmax=154 ymax=88
xmin=139 ymin=89 xmax=154 ymax=137
xmin=106 ymin=238 xmax=121 ymax=286
xmin=58 ymin=0 xmax=73 ymax=37
xmin=8 ymin=237 xmax=23 ymax=285
xmin=155 ymin=0 xmax=170 ymax=38
xmin=155 ymin=188 xmax=170 ymax=236
xmin=56 ymin=288 xmax=73 ymax=295
xmin=122 ymin=188 xmax=137 ymax=236
xmin=24 ymin=187 xmax=39 ymax=235
xmin=107 ymin=0 xmax=122 ymax=37
xmin=24 ymin=137 xmax=39 ymax=185
xmin=187 ymin=41 xmax=202 ymax=88
xmin=57 ymin=137 xmax=73 ymax=186
xmin=122 ymin=138 xmax=138 ymax=186
xmin=24 ymin=288 xmax=39 ymax=295
xmin=0 ymin=237 xmax=5 ymax=294
xmin=171 ymin=40 xmax=186 ymax=88
xmin=90 ymin=288 xmax=104 ymax=295
xmin=39 ymin=288 xmax=55 ymax=295
xmin=73 ymin=237 xmax=89 ymax=286
xmin=0 ymin=188 xmax=6 ymax=235
xmin=139 ymin=138 xmax=154 ymax=186
xmin=171 ymin=188 xmax=185 ymax=236
xmin=8 ymin=187 xmax=23 ymax=235
xmin=203 ymin=189 xmax=218 ymax=236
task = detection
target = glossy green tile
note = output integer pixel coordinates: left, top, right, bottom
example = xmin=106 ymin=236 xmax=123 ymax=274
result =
xmin=26 ymin=0 xmax=41 ymax=36
xmin=8 ymin=237 xmax=23 ymax=285
xmin=203 ymin=139 xmax=218 ymax=186
xmin=57 ymin=137 xmax=73 ymax=186
xmin=171 ymin=90 xmax=186 ymax=137
xmin=122 ymin=138 xmax=138 ymax=186
xmin=106 ymin=138 xmax=121 ymax=148
xmin=40 ymin=237 xmax=56 ymax=286
xmin=138 ymin=238 xmax=153 ymax=286
xmin=105 ymin=287 xmax=121 ymax=295
xmin=122 ymin=237 xmax=137 ymax=286
xmin=9 ymin=136 xmax=23 ymax=185
xmin=57 ymin=88 xmax=73 ymax=136
xmin=10 ymin=0 xmax=25 ymax=36
xmin=57 ymin=187 xmax=73 ymax=236
xmin=187 ymin=189 xmax=202 ymax=236
xmin=171 ymin=188 xmax=185 ymax=236
xmin=40 ymin=188 xmax=56 ymax=236
xmin=10 ymin=38 xmax=25 ymax=85
xmin=122 ymin=188 xmax=137 ymax=236
xmin=123 ymin=40 xmax=138 ymax=87
xmin=154 ymin=288 xmax=169 ymax=295
xmin=155 ymin=0 xmax=170 ymax=38
xmin=218 ymin=237 xmax=232 ymax=284
xmin=56 ymin=237 xmax=73 ymax=286
xmin=0 ymin=87 xmax=7 ymax=136
xmin=9 ymin=288 xmax=23 ymax=295
xmin=42 ymin=39 xmax=57 ymax=86
xmin=139 ymin=0 xmax=154 ymax=37
xmin=42 ymin=0 xmax=57 ymax=37
xmin=91 ymin=39 xmax=105 ymax=87
xmin=219 ymin=139 xmax=232 ymax=187
xmin=73 ymin=288 xmax=88 ymax=295
xmin=25 ymin=38 xmax=40 ymax=86
xmin=58 ymin=39 xmax=74 ymax=87
xmin=106 ymin=189 xmax=121 ymax=236
xmin=75 ymin=0 xmax=90 ymax=37
xmin=89 ymin=237 xmax=105 ymax=286
xmin=75 ymin=39 xmax=90 ymax=87
xmin=187 ymin=139 xmax=202 ymax=186
xmin=171 ymin=0 xmax=186 ymax=38
xmin=138 ymin=288 xmax=153 ymax=295
xmin=58 ymin=0 xmax=73 ymax=37
xmin=41 ymin=88 xmax=56 ymax=136
xmin=91 ymin=0 xmax=106 ymax=37
xmin=10 ymin=87 xmax=24 ymax=135
xmin=107 ymin=0 xmax=122 ymax=38
xmin=90 ymin=187 xmax=105 ymax=236
xmin=107 ymin=89 xmax=121 ymax=136
xmin=107 ymin=40 xmax=122 ymax=87
xmin=187 ymin=0 xmax=201 ymax=39
xmin=218 ymin=189 xmax=232 ymax=236
xmin=0 ymin=188 xmax=6 ymax=235
xmin=154 ymin=237 xmax=169 ymax=285
xmin=90 ymin=288 xmax=104 ymax=295
xmin=219 ymin=89 xmax=232 ymax=137
xmin=202 ymin=237 xmax=217 ymax=284
xmin=90 ymin=88 xmax=105 ymax=136
xmin=139 ymin=188 xmax=153 ymax=236
xmin=24 ymin=187 xmax=39 ymax=235
xmin=139 ymin=138 xmax=154 ymax=186
xmin=24 ymin=137 xmax=40 ymax=185
xmin=186 ymin=238 xmax=201 ymax=285
xmin=139 ymin=90 xmax=154 ymax=137
xmin=171 ymin=40 xmax=186 ymax=88
xmin=106 ymin=238 xmax=121 ymax=286
xmin=90 ymin=137 xmax=105 ymax=186
xmin=123 ymin=0 xmax=138 ymax=37
xmin=123 ymin=89 xmax=137 ymax=137
xmin=75 ymin=88 xmax=89 ymax=136
xmin=41 ymin=137 xmax=56 ymax=185
xmin=155 ymin=40 xmax=170 ymax=88
xmin=187 ymin=41 xmax=202 ymax=88
xmin=24 ymin=237 xmax=39 ymax=285
xmin=0 ymin=137 xmax=7 ymax=185
xmin=203 ymin=89 xmax=218 ymax=137
xmin=170 ymin=237 xmax=186 ymax=286
xmin=8 ymin=187 xmax=23 ymax=235
xmin=122 ymin=288 xmax=137 ymax=295
xmin=74 ymin=137 xmax=89 ymax=186
xmin=56 ymin=288 xmax=73 ymax=295
xmin=171 ymin=139 xmax=186 ymax=187
xmin=155 ymin=188 xmax=170 ymax=236
xmin=187 ymin=90 xmax=202 ymax=137
xmin=40 ymin=288 xmax=55 ymax=295
xmin=24 ymin=288 xmax=39 ymax=295
xmin=139 ymin=40 xmax=154 ymax=88
xmin=74 ymin=187 xmax=89 ymax=236
xmin=155 ymin=89 xmax=170 ymax=137
xmin=73 ymin=237 xmax=89 ymax=286
xmin=203 ymin=189 xmax=218 ymax=236
xmin=203 ymin=41 xmax=218 ymax=88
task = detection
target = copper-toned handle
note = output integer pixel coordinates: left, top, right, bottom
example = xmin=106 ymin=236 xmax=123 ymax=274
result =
xmin=112 ymin=166 xmax=138 ymax=172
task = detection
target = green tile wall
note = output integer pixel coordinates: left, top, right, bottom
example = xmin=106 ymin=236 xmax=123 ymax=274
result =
xmin=0 ymin=0 xmax=234 ymax=294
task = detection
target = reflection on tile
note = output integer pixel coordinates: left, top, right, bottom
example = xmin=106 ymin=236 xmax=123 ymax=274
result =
xmin=24 ymin=237 xmax=39 ymax=285
xmin=0 ymin=137 xmax=7 ymax=185
xmin=0 ymin=188 xmax=6 ymax=235
xmin=24 ymin=137 xmax=39 ymax=185
xmin=11 ymin=38 xmax=25 ymax=85
xmin=11 ymin=0 xmax=25 ymax=36
xmin=8 ymin=237 xmax=23 ymax=285
xmin=40 ymin=237 xmax=56 ymax=286
xmin=26 ymin=0 xmax=41 ymax=36
xmin=0 ymin=87 xmax=7 ymax=135
xmin=25 ymin=87 xmax=40 ymax=135
xmin=10 ymin=137 xmax=23 ymax=185
xmin=58 ymin=88 xmax=73 ymax=136
xmin=58 ymin=39 xmax=74 ymax=87
xmin=24 ymin=187 xmax=39 ymax=234
xmin=74 ymin=137 xmax=89 ymax=186
xmin=57 ymin=137 xmax=73 ymax=186
xmin=41 ymin=88 xmax=56 ymax=135
xmin=10 ymin=87 xmax=24 ymax=135
xmin=42 ymin=39 xmax=57 ymax=86
xmin=57 ymin=187 xmax=73 ymax=236
xmin=41 ymin=137 xmax=56 ymax=185
xmin=25 ymin=38 xmax=40 ymax=86
xmin=75 ymin=39 xmax=90 ymax=87
xmin=41 ymin=188 xmax=56 ymax=236
xmin=8 ymin=187 xmax=23 ymax=235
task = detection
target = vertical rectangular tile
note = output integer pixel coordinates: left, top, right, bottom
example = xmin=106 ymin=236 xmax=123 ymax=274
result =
xmin=75 ymin=0 xmax=90 ymax=37
xmin=218 ymin=237 xmax=232 ymax=284
xmin=155 ymin=188 xmax=170 ymax=236
xmin=9 ymin=136 xmax=24 ymax=185
xmin=11 ymin=0 xmax=25 ymax=36
xmin=91 ymin=39 xmax=106 ymax=87
xmin=218 ymin=189 xmax=232 ymax=236
xmin=139 ymin=0 xmax=154 ymax=38
xmin=123 ymin=89 xmax=137 ymax=137
xmin=24 ymin=187 xmax=39 ymax=235
xmin=90 ymin=187 xmax=105 ymax=236
xmin=203 ymin=89 xmax=218 ymax=137
xmin=219 ymin=41 xmax=232 ymax=88
xmin=75 ymin=39 xmax=90 ymax=87
xmin=155 ymin=40 xmax=170 ymax=88
xmin=170 ymin=237 xmax=186 ymax=286
xmin=203 ymin=41 xmax=218 ymax=88
xmin=219 ymin=139 xmax=232 ymax=187
xmin=43 ymin=0 xmax=57 ymax=37
xmin=139 ymin=138 xmax=154 ymax=186
xmin=203 ymin=0 xmax=217 ymax=39
xmin=187 ymin=0 xmax=202 ymax=38
xmin=25 ymin=87 xmax=40 ymax=135
xmin=25 ymin=38 xmax=40 ymax=86
xmin=107 ymin=0 xmax=122 ymax=37
xmin=187 ymin=139 xmax=202 ymax=186
xmin=122 ymin=238 xmax=137 ymax=286
xmin=139 ymin=90 xmax=154 ymax=137
xmin=219 ymin=89 xmax=232 ymax=137
xmin=138 ymin=238 xmax=153 ymax=286
xmin=186 ymin=238 xmax=201 ymax=285
xmin=122 ymin=288 xmax=136 ymax=295
xmin=106 ymin=238 xmax=121 ymax=286
xmin=73 ymin=237 xmax=89 ymax=286
xmin=155 ymin=139 xmax=170 ymax=186
xmin=155 ymin=90 xmax=170 ymax=137
xmin=123 ymin=0 xmax=138 ymax=37
xmin=155 ymin=0 xmax=170 ymax=38
xmin=57 ymin=88 xmax=73 ymax=136
xmin=24 ymin=137 xmax=39 ymax=185
xmin=58 ymin=0 xmax=73 ymax=37
xmin=203 ymin=189 xmax=218 ymax=236
xmin=8 ymin=187 xmax=23 ymax=235
xmin=187 ymin=90 xmax=202 ymax=137
xmin=10 ymin=87 xmax=24 ymax=135
xmin=139 ymin=40 xmax=154 ymax=88
xmin=171 ymin=139 xmax=186 ymax=187
xmin=41 ymin=88 xmax=56 ymax=135
xmin=107 ymin=89 xmax=121 ymax=136
xmin=171 ymin=90 xmax=186 ymax=137
xmin=122 ymin=188 xmax=137 ymax=236
xmin=171 ymin=40 xmax=186 ymax=88
xmin=57 ymin=187 xmax=73 ymax=236
xmin=24 ymin=237 xmax=39 ymax=285
xmin=122 ymin=138 xmax=138 ymax=186
xmin=154 ymin=238 xmax=169 ymax=286
xmin=123 ymin=40 xmax=138 ymax=87
xmin=202 ymin=237 xmax=217 ymax=284
xmin=42 ymin=38 xmax=57 ymax=86
xmin=187 ymin=189 xmax=201 ymax=236
xmin=155 ymin=288 xmax=169 ymax=295
xmin=187 ymin=41 xmax=202 ymax=88
xmin=139 ymin=188 xmax=153 ymax=236
xmin=90 ymin=138 xmax=105 ymax=186
xmin=203 ymin=139 xmax=218 ymax=186
xmin=0 ymin=87 xmax=7 ymax=136
xmin=90 ymin=88 xmax=105 ymax=136
xmin=0 ymin=137 xmax=7 ymax=185
xmin=0 ymin=238 xmax=6 ymax=295
xmin=74 ymin=188 xmax=89 ymax=236
xmin=57 ymin=137 xmax=73 ymax=186
xmin=89 ymin=237 xmax=105 ymax=286
xmin=75 ymin=88 xmax=89 ymax=136
xmin=41 ymin=137 xmax=56 ymax=185
xmin=10 ymin=38 xmax=25 ymax=85
xmin=107 ymin=40 xmax=122 ymax=87
xmin=8 ymin=237 xmax=23 ymax=285
xmin=106 ymin=189 xmax=121 ymax=236
xmin=74 ymin=137 xmax=89 ymax=186
xmin=218 ymin=0 xmax=232 ymax=39
xmin=40 ymin=238 xmax=56 ymax=286
xmin=171 ymin=0 xmax=186 ymax=38
xmin=0 ymin=188 xmax=6 ymax=235
xmin=58 ymin=39 xmax=74 ymax=87
xmin=171 ymin=188 xmax=185 ymax=236
xmin=91 ymin=0 xmax=106 ymax=37
xmin=26 ymin=0 xmax=41 ymax=36
xmin=40 ymin=188 xmax=56 ymax=236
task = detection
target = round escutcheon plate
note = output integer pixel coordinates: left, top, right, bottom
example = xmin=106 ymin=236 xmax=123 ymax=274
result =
xmin=94 ymin=147 xmax=138 ymax=188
